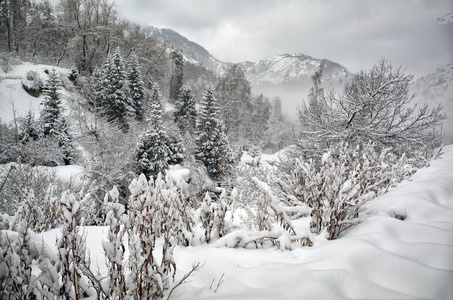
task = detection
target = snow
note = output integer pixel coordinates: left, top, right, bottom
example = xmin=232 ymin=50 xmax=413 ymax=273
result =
xmin=53 ymin=165 xmax=86 ymax=187
xmin=35 ymin=145 xmax=453 ymax=299
xmin=167 ymin=164 xmax=191 ymax=183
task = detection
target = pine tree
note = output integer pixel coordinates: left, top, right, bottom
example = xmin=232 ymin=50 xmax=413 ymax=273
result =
xmin=19 ymin=110 xmax=39 ymax=144
xmin=195 ymin=85 xmax=232 ymax=179
xmin=135 ymin=128 xmax=171 ymax=179
xmin=127 ymin=55 xmax=144 ymax=121
xmin=169 ymin=49 xmax=184 ymax=103
xmin=147 ymin=82 xmax=163 ymax=127
xmin=40 ymin=68 xmax=73 ymax=164
xmin=215 ymin=64 xmax=252 ymax=140
xmin=41 ymin=68 xmax=63 ymax=137
xmin=174 ymin=86 xmax=197 ymax=134
xmin=136 ymin=83 xmax=183 ymax=179
xmin=102 ymin=47 xmax=129 ymax=130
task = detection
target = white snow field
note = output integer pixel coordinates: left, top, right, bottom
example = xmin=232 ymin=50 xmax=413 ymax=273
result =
xmin=39 ymin=146 xmax=453 ymax=299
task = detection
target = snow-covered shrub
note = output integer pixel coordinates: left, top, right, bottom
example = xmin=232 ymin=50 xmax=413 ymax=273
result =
xmin=290 ymin=142 xmax=427 ymax=240
xmin=102 ymin=186 xmax=126 ymax=298
xmin=252 ymin=177 xmax=295 ymax=235
xmin=198 ymin=189 xmax=234 ymax=244
xmin=0 ymin=191 xmax=59 ymax=299
xmin=126 ymin=173 xmax=195 ymax=298
xmin=0 ymin=213 xmax=35 ymax=298
xmin=0 ymin=164 xmax=56 ymax=217
xmin=56 ymin=190 xmax=96 ymax=298
xmin=199 ymin=192 xmax=215 ymax=243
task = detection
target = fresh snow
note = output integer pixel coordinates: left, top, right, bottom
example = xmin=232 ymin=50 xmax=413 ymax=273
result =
xmin=36 ymin=145 xmax=453 ymax=299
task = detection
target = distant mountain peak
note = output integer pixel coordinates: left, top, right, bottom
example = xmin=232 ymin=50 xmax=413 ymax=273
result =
xmin=239 ymin=53 xmax=350 ymax=86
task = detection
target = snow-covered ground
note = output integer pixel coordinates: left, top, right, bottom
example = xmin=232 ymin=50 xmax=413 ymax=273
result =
xmin=39 ymin=145 xmax=453 ymax=299
xmin=0 ymin=62 xmax=70 ymax=122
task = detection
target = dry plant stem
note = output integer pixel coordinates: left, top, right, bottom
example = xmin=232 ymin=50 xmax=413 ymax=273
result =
xmin=166 ymin=262 xmax=203 ymax=300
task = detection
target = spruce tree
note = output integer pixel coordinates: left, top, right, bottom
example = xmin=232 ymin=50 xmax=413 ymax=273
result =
xmin=169 ymin=49 xmax=184 ymax=103
xmin=40 ymin=68 xmax=73 ymax=164
xmin=136 ymin=83 xmax=183 ymax=178
xmin=102 ymin=47 xmax=129 ymax=130
xmin=148 ymin=82 xmax=163 ymax=127
xmin=40 ymin=68 xmax=63 ymax=136
xmin=215 ymin=64 xmax=252 ymax=141
xmin=195 ymin=85 xmax=232 ymax=179
xmin=174 ymin=86 xmax=197 ymax=133
xmin=127 ymin=55 xmax=144 ymax=121
xmin=20 ymin=110 xmax=39 ymax=144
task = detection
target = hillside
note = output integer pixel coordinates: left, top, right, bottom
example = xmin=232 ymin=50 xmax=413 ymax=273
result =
xmin=143 ymin=26 xmax=228 ymax=75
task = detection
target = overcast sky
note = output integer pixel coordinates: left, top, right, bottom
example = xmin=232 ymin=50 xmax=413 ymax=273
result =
xmin=114 ymin=0 xmax=453 ymax=78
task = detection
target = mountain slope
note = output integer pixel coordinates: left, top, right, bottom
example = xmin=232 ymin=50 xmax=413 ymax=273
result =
xmin=142 ymin=26 xmax=227 ymax=74
xmin=412 ymin=63 xmax=453 ymax=144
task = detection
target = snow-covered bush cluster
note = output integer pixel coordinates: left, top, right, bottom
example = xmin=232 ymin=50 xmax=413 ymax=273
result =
xmin=289 ymin=142 xmax=429 ymax=240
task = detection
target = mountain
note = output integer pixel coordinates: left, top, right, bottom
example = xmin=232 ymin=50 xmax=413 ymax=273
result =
xmin=239 ymin=53 xmax=350 ymax=86
xmin=412 ymin=63 xmax=453 ymax=144
xmin=239 ymin=53 xmax=352 ymax=118
xmin=142 ymin=26 xmax=227 ymax=74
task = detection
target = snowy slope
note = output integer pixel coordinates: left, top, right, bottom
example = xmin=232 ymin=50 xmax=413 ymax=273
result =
xmin=40 ymin=146 xmax=453 ymax=299
xmin=0 ymin=62 xmax=69 ymax=122
xmin=412 ymin=63 xmax=453 ymax=144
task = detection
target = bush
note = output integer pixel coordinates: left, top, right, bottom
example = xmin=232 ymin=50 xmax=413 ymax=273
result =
xmin=290 ymin=142 xmax=429 ymax=239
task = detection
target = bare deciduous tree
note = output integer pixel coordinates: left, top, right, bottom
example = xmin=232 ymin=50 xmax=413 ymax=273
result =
xmin=298 ymin=59 xmax=445 ymax=153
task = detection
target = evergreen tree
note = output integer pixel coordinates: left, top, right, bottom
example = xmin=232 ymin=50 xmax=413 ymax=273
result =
xmin=127 ymin=55 xmax=144 ymax=121
xmin=215 ymin=64 xmax=252 ymax=141
xmin=40 ymin=68 xmax=63 ymax=136
xmin=102 ymin=47 xmax=129 ymax=130
xmin=147 ymin=82 xmax=163 ymax=127
xmin=55 ymin=117 xmax=74 ymax=165
xmin=40 ymin=68 xmax=73 ymax=164
xmin=169 ymin=49 xmax=184 ymax=103
xmin=165 ymin=133 xmax=184 ymax=165
xmin=195 ymin=85 xmax=232 ymax=179
xmin=174 ymin=86 xmax=197 ymax=134
xmin=19 ymin=110 xmax=39 ymax=144
xmin=136 ymin=83 xmax=184 ymax=179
